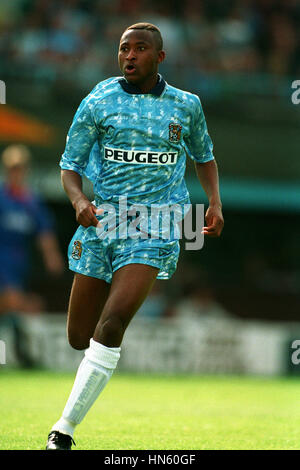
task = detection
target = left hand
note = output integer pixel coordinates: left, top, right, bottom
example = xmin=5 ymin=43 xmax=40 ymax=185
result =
xmin=202 ymin=204 xmax=224 ymax=237
xmin=45 ymin=253 xmax=64 ymax=275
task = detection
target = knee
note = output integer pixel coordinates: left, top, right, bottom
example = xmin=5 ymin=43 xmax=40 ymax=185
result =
xmin=68 ymin=329 xmax=90 ymax=351
xmin=97 ymin=316 xmax=127 ymax=346
xmin=101 ymin=316 xmax=126 ymax=337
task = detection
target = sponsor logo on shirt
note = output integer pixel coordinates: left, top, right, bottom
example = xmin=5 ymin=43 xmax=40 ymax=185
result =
xmin=104 ymin=146 xmax=178 ymax=165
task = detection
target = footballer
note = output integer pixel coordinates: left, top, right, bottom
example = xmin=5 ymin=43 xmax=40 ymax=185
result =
xmin=46 ymin=23 xmax=224 ymax=450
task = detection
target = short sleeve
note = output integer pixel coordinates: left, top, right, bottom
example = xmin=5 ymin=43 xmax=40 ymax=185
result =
xmin=30 ymin=195 xmax=54 ymax=235
xmin=59 ymin=95 xmax=99 ymax=175
xmin=184 ymin=95 xmax=214 ymax=163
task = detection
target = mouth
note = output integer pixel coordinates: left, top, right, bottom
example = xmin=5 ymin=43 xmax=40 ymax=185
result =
xmin=124 ymin=64 xmax=137 ymax=75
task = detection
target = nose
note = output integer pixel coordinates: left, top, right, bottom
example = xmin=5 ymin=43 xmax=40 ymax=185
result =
xmin=126 ymin=48 xmax=136 ymax=61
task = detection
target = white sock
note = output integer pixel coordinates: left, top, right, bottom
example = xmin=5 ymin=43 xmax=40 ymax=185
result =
xmin=51 ymin=339 xmax=121 ymax=437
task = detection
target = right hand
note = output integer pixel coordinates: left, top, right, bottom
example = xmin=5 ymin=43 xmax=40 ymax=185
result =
xmin=74 ymin=197 xmax=103 ymax=228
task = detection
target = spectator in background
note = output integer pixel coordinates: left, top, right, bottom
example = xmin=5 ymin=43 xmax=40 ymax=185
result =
xmin=0 ymin=144 xmax=64 ymax=365
xmin=1 ymin=0 xmax=299 ymax=96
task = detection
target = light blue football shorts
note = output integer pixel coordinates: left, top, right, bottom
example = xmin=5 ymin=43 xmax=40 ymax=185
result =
xmin=68 ymin=217 xmax=180 ymax=284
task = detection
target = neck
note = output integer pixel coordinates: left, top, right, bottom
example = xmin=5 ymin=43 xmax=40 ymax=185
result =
xmin=133 ymin=73 xmax=159 ymax=93
xmin=7 ymin=181 xmax=25 ymax=192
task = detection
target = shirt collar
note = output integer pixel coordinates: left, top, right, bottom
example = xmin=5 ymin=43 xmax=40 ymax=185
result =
xmin=118 ymin=74 xmax=166 ymax=96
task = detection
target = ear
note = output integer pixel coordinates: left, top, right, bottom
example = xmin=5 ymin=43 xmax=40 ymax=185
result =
xmin=157 ymin=50 xmax=166 ymax=64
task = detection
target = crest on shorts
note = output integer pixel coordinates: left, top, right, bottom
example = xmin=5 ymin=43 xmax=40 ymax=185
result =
xmin=169 ymin=123 xmax=182 ymax=142
xmin=72 ymin=240 xmax=82 ymax=260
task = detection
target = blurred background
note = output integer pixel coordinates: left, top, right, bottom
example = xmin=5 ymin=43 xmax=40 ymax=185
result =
xmin=0 ymin=0 xmax=300 ymax=374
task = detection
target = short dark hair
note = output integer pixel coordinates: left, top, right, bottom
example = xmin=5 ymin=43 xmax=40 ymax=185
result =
xmin=124 ymin=22 xmax=163 ymax=51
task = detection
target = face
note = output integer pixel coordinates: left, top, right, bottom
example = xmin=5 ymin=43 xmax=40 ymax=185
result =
xmin=6 ymin=164 xmax=27 ymax=186
xmin=118 ymin=29 xmax=165 ymax=86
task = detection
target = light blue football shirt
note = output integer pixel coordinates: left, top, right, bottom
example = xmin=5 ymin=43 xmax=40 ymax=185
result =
xmin=60 ymin=74 xmax=214 ymax=209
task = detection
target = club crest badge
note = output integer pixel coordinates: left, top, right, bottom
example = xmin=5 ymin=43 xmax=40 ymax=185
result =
xmin=71 ymin=240 xmax=82 ymax=260
xmin=169 ymin=123 xmax=182 ymax=142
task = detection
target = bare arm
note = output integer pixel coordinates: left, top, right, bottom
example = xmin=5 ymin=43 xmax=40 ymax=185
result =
xmin=194 ymin=159 xmax=224 ymax=237
xmin=61 ymin=169 xmax=99 ymax=228
xmin=37 ymin=232 xmax=64 ymax=274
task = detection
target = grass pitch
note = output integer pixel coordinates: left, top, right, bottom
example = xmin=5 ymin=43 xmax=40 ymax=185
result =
xmin=0 ymin=368 xmax=300 ymax=450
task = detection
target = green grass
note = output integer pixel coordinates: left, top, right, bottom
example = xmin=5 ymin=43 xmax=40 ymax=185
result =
xmin=1 ymin=368 xmax=300 ymax=450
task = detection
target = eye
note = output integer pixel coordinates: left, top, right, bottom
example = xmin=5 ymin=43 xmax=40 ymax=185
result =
xmin=138 ymin=46 xmax=145 ymax=51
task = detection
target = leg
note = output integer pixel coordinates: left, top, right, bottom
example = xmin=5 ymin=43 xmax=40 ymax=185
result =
xmin=48 ymin=264 xmax=158 ymax=445
xmin=0 ymin=287 xmax=41 ymax=367
xmin=66 ymin=273 xmax=110 ymax=350
xmin=94 ymin=263 xmax=159 ymax=347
